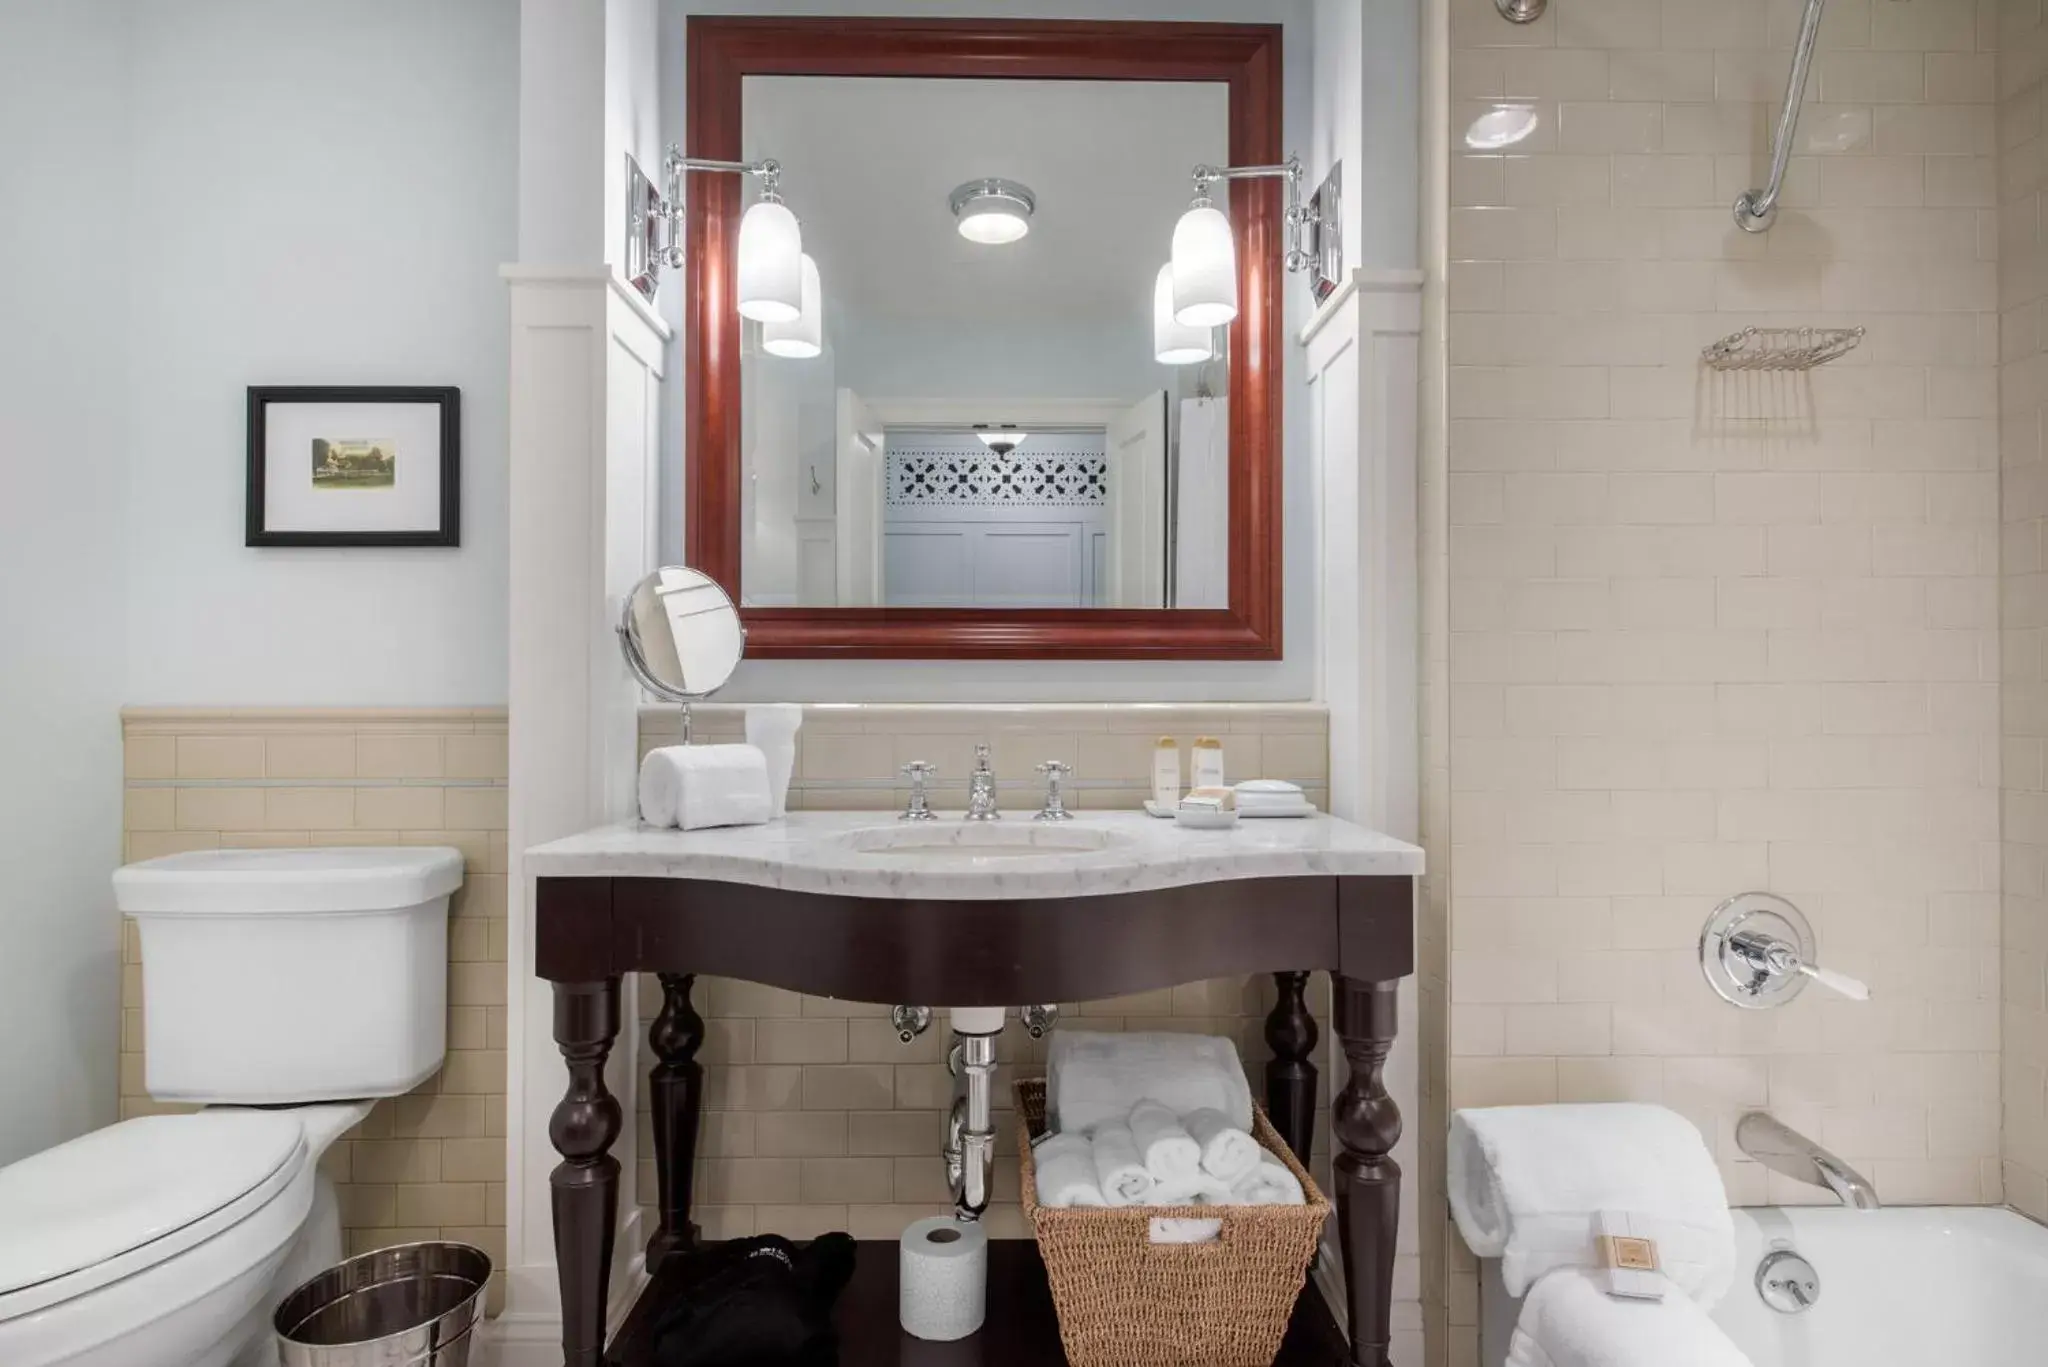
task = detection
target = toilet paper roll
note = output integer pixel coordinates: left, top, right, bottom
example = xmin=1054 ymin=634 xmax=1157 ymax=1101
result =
xmin=899 ymin=1215 xmax=988 ymax=1342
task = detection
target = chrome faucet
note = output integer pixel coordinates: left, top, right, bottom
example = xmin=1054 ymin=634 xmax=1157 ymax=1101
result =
xmin=1737 ymin=1112 xmax=1880 ymax=1210
xmin=1034 ymin=760 xmax=1074 ymax=821
xmin=899 ymin=761 xmax=938 ymax=821
xmin=965 ymin=743 xmax=1000 ymax=821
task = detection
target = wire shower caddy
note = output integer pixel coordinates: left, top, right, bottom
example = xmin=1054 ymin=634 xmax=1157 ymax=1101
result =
xmin=1700 ymin=325 xmax=1864 ymax=372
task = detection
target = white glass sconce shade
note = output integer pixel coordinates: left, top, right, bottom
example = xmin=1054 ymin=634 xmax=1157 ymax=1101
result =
xmin=736 ymin=198 xmax=804 ymax=323
xmin=761 ymin=254 xmax=823 ymax=359
xmin=1153 ymin=264 xmax=1213 ymax=365
xmin=1170 ymin=201 xmax=1238 ymax=328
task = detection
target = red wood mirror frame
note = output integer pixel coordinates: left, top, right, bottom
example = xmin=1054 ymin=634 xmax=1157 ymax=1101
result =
xmin=684 ymin=17 xmax=1284 ymax=660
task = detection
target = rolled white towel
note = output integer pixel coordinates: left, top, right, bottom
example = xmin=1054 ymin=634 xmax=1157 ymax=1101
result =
xmin=1090 ymin=1121 xmax=1154 ymax=1207
xmin=1230 ymin=1154 xmax=1305 ymax=1206
xmin=1048 ymin=1030 xmax=1253 ymax=1134
xmin=1183 ymin=1107 xmax=1261 ymax=1184
xmin=1148 ymin=1216 xmax=1223 ymax=1245
xmin=637 ymin=745 xmax=773 ymax=831
xmin=1031 ymin=1133 xmax=1106 ymax=1209
xmin=1448 ymin=1104 xmax=1735 ymax=1305
xmin=1506 ymin=1268 xmax=1753 ymax=1367
xmin=1144 ymin=1173 xmax=1235 ymax=1207
xmin=1128 ymin=1098 xmax=1201 ymax=1181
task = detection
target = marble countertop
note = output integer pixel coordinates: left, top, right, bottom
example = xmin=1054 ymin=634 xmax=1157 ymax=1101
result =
xmin=524 ymin=809 xmax=1423 ymax=901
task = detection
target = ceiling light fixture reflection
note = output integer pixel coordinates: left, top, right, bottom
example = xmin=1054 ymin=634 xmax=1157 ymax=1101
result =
xmin=975 ymin=425 xmax=1029 ymax=456
xmin=1464 ymin=104 xmax=1540 ymax=150
xmin=950 ymin=178 xmax=1037 ymax=245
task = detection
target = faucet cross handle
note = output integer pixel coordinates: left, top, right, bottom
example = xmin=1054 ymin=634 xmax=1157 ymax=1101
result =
xmin=899 ymin=761 xmax=938 ymax=822
xmin=1034 ymin=760 xmax=1074 ymax=821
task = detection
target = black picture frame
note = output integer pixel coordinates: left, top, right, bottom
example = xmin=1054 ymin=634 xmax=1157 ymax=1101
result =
xmin=245 ymin=385 xmax=461 ymax=547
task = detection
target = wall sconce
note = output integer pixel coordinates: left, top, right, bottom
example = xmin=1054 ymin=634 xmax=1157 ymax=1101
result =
xmin=1152 ymin=263 xmax=1214 ymax=365
xmin=627 ymin=148 xmax=819 ymax=330
xmin=1163 ymin=156 xmax=1342 ymax=330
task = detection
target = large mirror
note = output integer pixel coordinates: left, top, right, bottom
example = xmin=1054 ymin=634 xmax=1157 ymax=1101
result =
xmin=737 ymin=76 xmax=1230 ymax=613
xmin=685 ymin=19 xmax=1284 ymax=659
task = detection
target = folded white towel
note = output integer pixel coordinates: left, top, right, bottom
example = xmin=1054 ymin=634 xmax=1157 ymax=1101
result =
xmin=1183 ymin=1107 xmax=1261 ymax=1184
xmin=1128 ymin=1098 xmax=1202 ymax=1181
xmin=1148 ymin=1216 xmax=1223 ymax=1245
xmin=1032 ymin=1133 xmax=1106 ymax=1209
xmin=1230 ymin=1154 xmax=1305 ymax=1206
xmin=1506 ymin=1269 xmax=1753 ymax=1367
xmin=638 ymin=745 xmax=773 ymax=831
xmin=1143 ymin=1174 xmax=1235 ymax=1207
xmin=1090 ymin=1121 xmax=1154 ymax=1207
xmin=1449 ymin=1104 xmax=1735 ymax=1306
xmin=1047 ymin=1030 xmax=1253 ymax=1134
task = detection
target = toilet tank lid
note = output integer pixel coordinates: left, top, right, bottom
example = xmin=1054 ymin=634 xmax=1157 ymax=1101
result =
xmin=113 ymin=846 xmax=464 ymax=915
xmin=0 ymin=1112 xmax=306 ymax=1299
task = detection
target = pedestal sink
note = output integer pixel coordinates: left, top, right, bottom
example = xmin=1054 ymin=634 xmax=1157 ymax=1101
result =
xmin=836 ymin=823 xmax=1131 ymax=860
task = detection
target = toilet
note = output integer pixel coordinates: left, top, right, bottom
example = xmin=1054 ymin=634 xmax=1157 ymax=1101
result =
xmin=0 ymin=846 xmax=463 ymax=1367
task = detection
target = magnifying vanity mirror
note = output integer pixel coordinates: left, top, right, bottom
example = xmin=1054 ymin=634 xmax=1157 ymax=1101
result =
xmin=619 ymin=566 xmax=747 ymax=738
xmin=683 ymin=18 xmax=1286 ymax=660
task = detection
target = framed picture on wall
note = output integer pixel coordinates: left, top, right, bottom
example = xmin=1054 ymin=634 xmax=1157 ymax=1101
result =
xmin=245 ymin=386 xmax=460 ymax=547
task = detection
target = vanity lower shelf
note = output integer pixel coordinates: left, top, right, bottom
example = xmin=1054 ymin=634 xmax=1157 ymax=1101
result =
xmin=605 ymin=1238 xmax=1350 ymax=1367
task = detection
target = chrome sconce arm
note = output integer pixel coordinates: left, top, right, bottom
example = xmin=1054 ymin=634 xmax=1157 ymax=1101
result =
xmin=649 ymin=151 xmax=784 ymax=271
xmin=626 ymin=148 xmax=794 ymax=301
xmin=1188 ymin=155 xmax=1341 ymax=292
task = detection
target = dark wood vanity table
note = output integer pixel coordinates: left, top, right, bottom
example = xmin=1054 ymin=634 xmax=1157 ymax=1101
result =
xmin=535 ymin=865 xmax=1416 ymax=1367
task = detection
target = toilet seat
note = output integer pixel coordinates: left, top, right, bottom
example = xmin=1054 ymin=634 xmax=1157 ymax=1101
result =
xmin=0 ymin=1111 xmax=307 ymax=1324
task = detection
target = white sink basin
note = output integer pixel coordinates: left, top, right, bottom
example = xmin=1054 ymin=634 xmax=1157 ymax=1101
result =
xmin=836 ymin=823 xmax=1131 ymax=861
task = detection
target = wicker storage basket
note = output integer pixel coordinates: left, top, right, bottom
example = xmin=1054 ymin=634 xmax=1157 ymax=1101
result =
xmin=1015 ymin=1078 xmax=1331 ymax=1367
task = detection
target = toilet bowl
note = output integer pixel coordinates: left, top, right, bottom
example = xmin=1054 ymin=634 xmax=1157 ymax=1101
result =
xmin=0 ymin=846 xmax=463 ymax=1367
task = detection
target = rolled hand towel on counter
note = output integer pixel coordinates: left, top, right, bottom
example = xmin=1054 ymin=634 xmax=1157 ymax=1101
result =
xmin=1090 ymin=1121 xmax=1154 ymax=1207
xmin=1229 ymin=1155 xmax=1305 ymax=1207
xmin=1506 ymin=1268 xmax=1753 ymax=1367
xmin=638 ymin=745 xmax=774 ymax=831
xmin=1448 ymin=1104 xmax=1735 ymax=1305
xmin=1031 ymin=1133 xmax=1106 ymax=1209
xmin=1047 ymin=1030 xmax=1253 ymax=1134
xmin=1128 ymin=1098 xmax=1201 ymax=1181
xmin=1183 ymin=1107 xmax=1261 ymax=1184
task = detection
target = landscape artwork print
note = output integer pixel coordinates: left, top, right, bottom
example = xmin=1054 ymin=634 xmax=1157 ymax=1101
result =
xmin=311 ymin=438 xmax=397 ymax=489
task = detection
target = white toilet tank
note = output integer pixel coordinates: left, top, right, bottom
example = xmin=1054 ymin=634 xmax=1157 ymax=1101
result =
xmin=113 ymin=847 xmax=464 ymax=1103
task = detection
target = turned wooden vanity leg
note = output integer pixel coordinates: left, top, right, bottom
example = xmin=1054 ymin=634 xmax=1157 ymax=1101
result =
xmin=1332 ymin=975 xmax=1402 ymax=1367
xmin=1264 ymin=970 xmax=1319 ymax=1164
xmin=647 ymin=972 xmax=704 ymax=1263
xmin=550 ymin=978 xmax=623 ymax=1367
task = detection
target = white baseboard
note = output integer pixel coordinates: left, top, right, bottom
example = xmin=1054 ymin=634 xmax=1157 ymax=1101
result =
xmin=480 ymin=1250 xmax=649 ymax=1367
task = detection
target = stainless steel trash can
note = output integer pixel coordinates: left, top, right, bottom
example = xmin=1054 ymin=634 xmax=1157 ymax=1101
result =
xmin=273 ymin=1241 xmax=490 ymax=1367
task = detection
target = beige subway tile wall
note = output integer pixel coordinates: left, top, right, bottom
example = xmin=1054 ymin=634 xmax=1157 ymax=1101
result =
xmin=120 ymin=709 xmax=509 ymax=1311
xmin=633 ymin=703 xmax=1333 ymax=1240
xmin=1448 ymin=0 xmax=2001 ymax=1358
xmin=2002 ymin=0 xmax=2048 ymax=1223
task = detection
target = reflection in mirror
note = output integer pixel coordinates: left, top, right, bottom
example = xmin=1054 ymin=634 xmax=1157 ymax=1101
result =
xmin=622 ymin=566 xmax=746 ymax=702
xmin=736 ymin=76 xmax=1231 ymax=612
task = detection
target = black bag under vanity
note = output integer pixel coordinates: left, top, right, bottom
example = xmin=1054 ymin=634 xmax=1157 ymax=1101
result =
xmin=653 ymin=1233 xmax=858 ymax=1367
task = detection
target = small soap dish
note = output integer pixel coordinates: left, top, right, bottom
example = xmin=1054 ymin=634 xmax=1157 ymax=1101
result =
xmin=1174 ymin=806 xmax=1240 ymax=831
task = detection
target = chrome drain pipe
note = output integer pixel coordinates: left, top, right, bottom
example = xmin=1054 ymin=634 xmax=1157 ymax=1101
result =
xmin=947 ymin=1028 xmax=1000 ymax=1221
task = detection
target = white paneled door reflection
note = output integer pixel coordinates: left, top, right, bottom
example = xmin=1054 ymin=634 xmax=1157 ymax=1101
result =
xmin=884 ymin=522 xmax=1095 ymax=607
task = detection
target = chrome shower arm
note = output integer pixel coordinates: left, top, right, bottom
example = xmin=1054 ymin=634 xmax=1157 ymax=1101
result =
xmin=1734 ymin=0 xmax=1827 ymax=233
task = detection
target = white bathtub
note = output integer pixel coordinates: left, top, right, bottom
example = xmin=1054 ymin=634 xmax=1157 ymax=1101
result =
xmin=1480 ymin=1206 xmax=2048 ymax=1367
